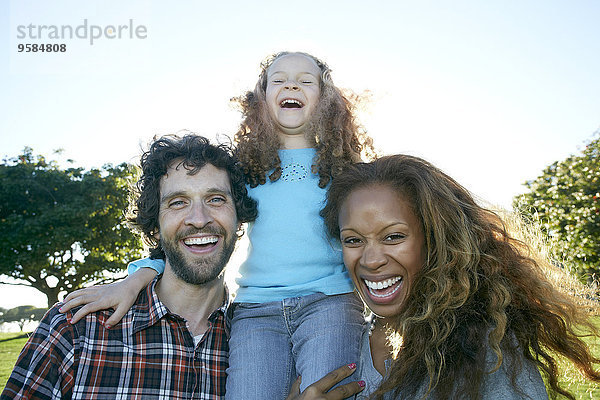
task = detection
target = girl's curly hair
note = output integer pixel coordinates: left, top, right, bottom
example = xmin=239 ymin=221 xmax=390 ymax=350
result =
xmin=127 ymin=134 xmax=257 ymax=259
xmin=321 ymin=154 xmax=600 ymax=400
xmin=232 ymin=51 xmax=376 ymax=188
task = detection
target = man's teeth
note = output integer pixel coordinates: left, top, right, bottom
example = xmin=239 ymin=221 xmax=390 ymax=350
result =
xmin=183 ymin=236 xmax=218 ymax=245
xmin=280 ymin=99 xmax=303 ymax=107
xmin=364 ymin=276 xmax=402 ymax=290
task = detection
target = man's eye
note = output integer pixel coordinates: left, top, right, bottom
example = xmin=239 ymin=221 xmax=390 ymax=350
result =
xmin=169 ymin=200 xmax=186 ymax=208
xmin=208 ymin=197 xmax=226 ymax=204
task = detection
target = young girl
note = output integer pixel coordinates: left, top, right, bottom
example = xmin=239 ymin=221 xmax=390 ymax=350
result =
xmin=62 ymin=51 xmax=375 ymax=399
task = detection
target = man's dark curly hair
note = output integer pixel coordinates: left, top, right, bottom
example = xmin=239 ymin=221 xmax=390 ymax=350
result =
xmin=127 ymin=134 xmax=257 ymax=259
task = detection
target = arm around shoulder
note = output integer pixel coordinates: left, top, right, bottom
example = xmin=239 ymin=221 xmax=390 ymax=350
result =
xmin=128 ymin=257 xmax=166 ymax=275
xmin=60 ymin=266 xmax=158 ymax=326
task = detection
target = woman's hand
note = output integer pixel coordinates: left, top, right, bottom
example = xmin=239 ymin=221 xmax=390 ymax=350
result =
xmin=59 ymin=268 xmax=158 ymax=328
xmin=285 ymin=363 xmax=365 ymax=400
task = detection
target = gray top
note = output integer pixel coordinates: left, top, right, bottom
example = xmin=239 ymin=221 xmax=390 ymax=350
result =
xmin=355 ymin=325 xmax=549 ymax=399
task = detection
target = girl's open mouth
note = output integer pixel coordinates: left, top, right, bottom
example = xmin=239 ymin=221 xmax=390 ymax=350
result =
xmin=280 ymin=99 xmax=304 ymax=109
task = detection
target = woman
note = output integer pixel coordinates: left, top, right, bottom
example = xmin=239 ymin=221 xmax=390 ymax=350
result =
xmin=293 ymin=154 xmax=599 ymax=399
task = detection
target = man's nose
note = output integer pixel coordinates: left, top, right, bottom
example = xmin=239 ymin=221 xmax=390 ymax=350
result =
xmin=184 ymin=203 xmax=213 ymax=228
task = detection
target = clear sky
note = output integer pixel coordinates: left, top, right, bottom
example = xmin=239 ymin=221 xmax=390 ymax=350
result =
xmin=1 ymin=0 xmax=599 ymax=310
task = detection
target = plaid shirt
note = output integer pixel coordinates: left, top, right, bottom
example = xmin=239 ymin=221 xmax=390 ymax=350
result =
xmin=1 ymin=277 xmax=230 ymax=400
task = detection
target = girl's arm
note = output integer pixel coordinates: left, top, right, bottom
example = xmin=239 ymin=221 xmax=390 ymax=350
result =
xmin=59 ymin=258 xmax=166 ymax=328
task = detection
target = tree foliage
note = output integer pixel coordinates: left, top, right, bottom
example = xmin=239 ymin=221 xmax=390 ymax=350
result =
xmin=515 ymin=133 xmax=600 ymax=279
xmin=0 ymin=148 xmax=144 ymax=306
xmin=0 ymin=305 xmax=47 ymax=331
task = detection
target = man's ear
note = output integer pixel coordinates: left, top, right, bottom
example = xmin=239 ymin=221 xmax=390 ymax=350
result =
xmin=236 ymin=223 xmax=244 ymax=239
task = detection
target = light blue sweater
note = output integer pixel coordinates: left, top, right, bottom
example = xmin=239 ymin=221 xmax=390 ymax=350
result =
xmin=235 ymin=148 xmax=353 ymax=302
xmin=129 ymin=148 xmax=354 ymax=303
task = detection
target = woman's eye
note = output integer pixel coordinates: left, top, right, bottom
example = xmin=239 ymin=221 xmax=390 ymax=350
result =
xmin=384 ymin=233 xmax=406 ymax=242
xmin=342 ymin=237 xmax=362 ymax=246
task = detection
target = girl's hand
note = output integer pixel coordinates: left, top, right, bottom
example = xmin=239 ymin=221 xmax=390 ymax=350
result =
xmin=59 ymin=268 xmax=158 ymax=328
xmin=285 ymin=363 xmax=365 ymax=400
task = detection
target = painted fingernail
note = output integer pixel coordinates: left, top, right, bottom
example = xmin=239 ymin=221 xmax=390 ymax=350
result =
xmin=58 ymin=307 xmax=63 ymax=312
xmin=67 ymin=318 xmax=72 ymax=324
xmin=358 ymin=381 xmax=366 ymax=388
xmin=104 ymin=324 xmax=111 ymax=329
xmin=348 ymin=363 xmax=356 ymax=369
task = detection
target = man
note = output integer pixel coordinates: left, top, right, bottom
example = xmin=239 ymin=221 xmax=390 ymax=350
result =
xmin=1 ymin=134 xmax=257 ymax=399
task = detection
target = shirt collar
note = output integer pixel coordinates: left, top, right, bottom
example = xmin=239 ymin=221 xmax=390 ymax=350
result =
xmin=132 ymin=275 xmax=231 ymax=335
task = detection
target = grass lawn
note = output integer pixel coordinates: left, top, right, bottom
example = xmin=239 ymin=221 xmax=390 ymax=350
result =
xmin=1 ymin=325 xmax=600 ymax=397
xmin=554 ymin=317 xmax=600 ymax=399
xmin=0 ymin=332 xmax=30 ymax=392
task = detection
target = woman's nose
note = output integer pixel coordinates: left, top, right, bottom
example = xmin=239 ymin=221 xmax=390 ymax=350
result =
xmin=360 ymin=244 xmax=387 ymax=270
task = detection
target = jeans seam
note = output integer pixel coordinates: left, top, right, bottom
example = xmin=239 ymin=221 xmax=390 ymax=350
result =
xmin=282 ymin=300 xmax=296 ymax=397
xmin=282 ymin=301 xmax=294 ymax=337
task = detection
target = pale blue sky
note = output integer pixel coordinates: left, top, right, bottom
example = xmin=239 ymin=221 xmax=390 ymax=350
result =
xmin=1 ymin=0 xmax=599 ymax=310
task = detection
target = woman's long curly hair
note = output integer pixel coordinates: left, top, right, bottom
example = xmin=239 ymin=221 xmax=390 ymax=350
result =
xmin=232 ymin=51 xmax=375 ymax=188
xmin=322 ymin=154 xmax=600 ymax=399
xmin=127 ymin=134 xmax=258 ymax=259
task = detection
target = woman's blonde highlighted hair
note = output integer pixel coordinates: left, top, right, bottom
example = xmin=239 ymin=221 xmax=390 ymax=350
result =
xmin=322 ymin=154 xmax=600 ymax=399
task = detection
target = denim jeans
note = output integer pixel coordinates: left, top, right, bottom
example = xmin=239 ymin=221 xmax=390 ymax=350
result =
xmin=225 ymin=292 xmax=365 ymax=399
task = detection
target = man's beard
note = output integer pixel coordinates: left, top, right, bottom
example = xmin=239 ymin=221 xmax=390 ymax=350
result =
xmin=160 ymin=227 xmax=236 ymax=285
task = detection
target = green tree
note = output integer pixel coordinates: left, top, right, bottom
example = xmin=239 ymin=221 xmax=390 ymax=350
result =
xmin=0 ymin=148 xmax=144 ymax=307
xmin=0 ymin=305 xmax=47 ymax=331
xmin=515 ymin=133 xmax=600 ymax=278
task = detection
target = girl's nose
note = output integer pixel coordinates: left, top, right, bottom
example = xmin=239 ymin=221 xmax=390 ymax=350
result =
xmin=284 ymin=81 xmax=299 ymax=91
xmin=360 ymin=244 xmax=387 ymax=270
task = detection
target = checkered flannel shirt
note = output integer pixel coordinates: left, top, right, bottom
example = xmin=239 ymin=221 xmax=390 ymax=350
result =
xmin=1 ymin=277 xmax=230 ymax=399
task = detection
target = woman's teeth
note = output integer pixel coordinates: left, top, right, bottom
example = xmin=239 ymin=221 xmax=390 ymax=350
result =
xmin=364 ymin=276 xmax=403 ymax=298
xmin=364 ymin=276 xmax=402 ymax=290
